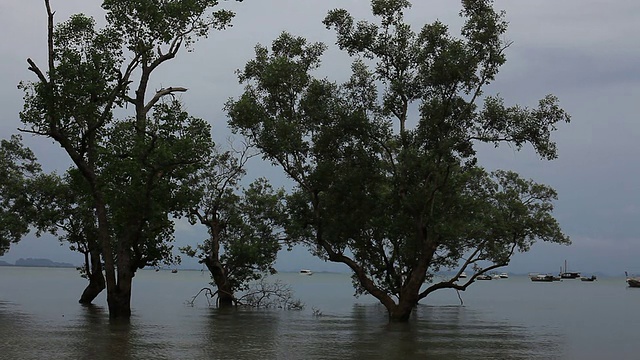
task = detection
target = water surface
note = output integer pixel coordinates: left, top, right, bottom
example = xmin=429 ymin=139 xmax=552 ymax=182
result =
xmin=1 ymin=267 xmax=638 ymax=359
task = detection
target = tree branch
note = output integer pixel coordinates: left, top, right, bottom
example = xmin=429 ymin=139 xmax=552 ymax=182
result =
xmin=143 ymin=87 xmax=188 ymax=114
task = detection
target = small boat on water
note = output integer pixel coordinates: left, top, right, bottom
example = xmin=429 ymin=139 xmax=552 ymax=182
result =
xmin=499 ymin=273 xmax=509 ymax=279
xmin=171 ymin=269 xmax=178 ymax=274
xmin=459 ymin=272 xmax=468 ymax=278
xmin=476 ymin=274 xmax=492 ymax=280
xmin=300 ymin=269 xmax=313 ymax=275
xmin=580 ymin=275 xmax=597 ymax=282
xmin=625 ymin=272 xmax=640 ymax=288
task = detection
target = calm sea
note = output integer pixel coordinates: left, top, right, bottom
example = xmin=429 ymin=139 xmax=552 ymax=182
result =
xmin=1 ymin=266 xmax=638 ymax=359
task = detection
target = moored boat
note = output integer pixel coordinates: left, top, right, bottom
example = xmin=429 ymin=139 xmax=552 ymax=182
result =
xmin=476 ymin=274 xmax=492 ymax=280
xmin=499 ymin=272 xmax=509 ymax=278
xmin=580 ymin=275 xmax=596 ymax=282
xmin=559 ymin=260 xmax=580 ymax=279
xmin=529 ymin=273 xmax=555 ymax=282
xmin=625 ymin=272 xmax=640 ymax=287
xmin=300 ymin=269 xmax=313 ymax=275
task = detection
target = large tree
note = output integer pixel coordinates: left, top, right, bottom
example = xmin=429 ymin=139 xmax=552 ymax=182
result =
xmin=227 ymin=0 xmax=571 ymax=322
xmin=19 ymin=0 xmax=238 ymax=319
xmin=181 ymin=146 xmax=287 ymax=307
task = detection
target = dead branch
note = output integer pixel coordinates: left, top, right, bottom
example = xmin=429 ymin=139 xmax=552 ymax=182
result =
xmin=185 ymin=287 xmax=217 ymax=307
xmin=237 ymin=279 xmax=304 ymax=310
xmin=143 ymin=86 xmax=188 ymax=114
xmin=186 ymin=279 xmax=304 ymax=310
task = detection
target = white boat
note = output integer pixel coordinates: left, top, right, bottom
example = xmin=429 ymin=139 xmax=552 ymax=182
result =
xmin=300 ymin=269 xmax=313 ymax=275
xmin=499 ymin=273 xmax=509 ymax=278
xmin=459 ymin=272 xmax=467 ymax=278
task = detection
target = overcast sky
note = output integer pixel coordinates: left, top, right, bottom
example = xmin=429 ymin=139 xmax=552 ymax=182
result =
xmin=1 ymin=0 xmax=639 ymax=276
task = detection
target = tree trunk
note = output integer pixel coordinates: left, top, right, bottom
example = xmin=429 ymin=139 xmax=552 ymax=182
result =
xmin=79 ymin=273 xmax=106 ymax=304
xmin=386 ymin=274 xmax=422 ymax=322
xmin=387 ymin=299 xmax=416 ymax=322
xmin=79 ymin=249 xmax=105 ymax=304
xmin=205 ymin=258 xmax=234 ymax=308
xmin=106 ymin=247 xmax=134 ymax=319
xmin=217 ymin=283 xmax=234 ymax=308
xmin=107 ymin=286 xmax=132 ymax=319
xmin=107 ymin=273 xmax=133 ymax=319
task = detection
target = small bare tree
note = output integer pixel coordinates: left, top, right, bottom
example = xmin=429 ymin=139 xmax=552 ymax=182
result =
xmin=186 ymin=278 xmax=303 ymax=310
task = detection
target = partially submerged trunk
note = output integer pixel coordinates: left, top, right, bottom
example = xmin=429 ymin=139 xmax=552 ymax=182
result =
xmin=321 ymin=225 xmax=435 ymax=323
xmin=205 ymin=258 xmax=234 ymax=308
xmin=387 ymin=281 xmax=422 ymax=322
xmin=217 ymin=282 xmax=234 ymax=308
xmin=79 ymin=248 xmax=105 ymax=304
xmin=201 ymin=220 xmax=235 ymax=307
xmin=106 ymin=284 xmax=132 ymax=319
xmin=106 ymin=247 xmax=134 ymax=319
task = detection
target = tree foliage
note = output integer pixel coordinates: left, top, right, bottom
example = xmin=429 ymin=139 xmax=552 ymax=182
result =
xmin=0 ymin=136 xmax=45 ymax=255
xmin=227 ymin=0 xmax=570 ymax=321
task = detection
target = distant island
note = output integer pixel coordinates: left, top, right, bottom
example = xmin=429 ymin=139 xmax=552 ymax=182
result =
xmin=0 ymin=258 xmax=75 ymax=268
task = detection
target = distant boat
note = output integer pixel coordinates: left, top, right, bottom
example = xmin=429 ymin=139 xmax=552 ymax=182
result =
xmin=625 ymin=272 xmax=640 ymax=288
xmin=529 ymin=273 xmax=556 ymax=282
xmin=580 ymin=275 xmax=597 ymax=282
xmin=300 ymin=269 xmax=313 ymax=275
xmin=459 ymin=272 xmax=468 ymax=278
xmin=476 ymin=274 xmax=492 ymax=280
xmin=559 ymin=260 xmax=580 ymax=279
xmin=499 ymin=273 xmax=509 ymax=279
xmin=171 ymin=269 xmax=178 ymax=274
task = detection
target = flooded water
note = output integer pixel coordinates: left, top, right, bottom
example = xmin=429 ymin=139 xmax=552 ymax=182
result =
xmin=1 ymin=266 xmax=638 ymax=359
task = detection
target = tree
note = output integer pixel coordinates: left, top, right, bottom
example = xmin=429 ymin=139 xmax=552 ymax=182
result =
xmin=19 ymin=0 xmax=238 ymax=319
xmin=181 ymin=145 xmax=287 ymax=307
xmin=227 ymin=0 xmax=570 ymax=322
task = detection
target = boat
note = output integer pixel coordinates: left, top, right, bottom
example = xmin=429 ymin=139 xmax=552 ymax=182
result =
xmin=171 ymin=269 xmax=178 ymax=274
xmin=559 ymin=260 xmax=580 ymax=279
xmin=529 ymin=273 xmax=555 ymax=282
xmin=459 ymin=272 xmax=468 ymax=278
xmin=476 ymin=274 xmax=492 ymax=280
xmin=580 ymin=275 xmax=597 ymax=282
xmin=300 ymin=269 xmax=313 ymax=275
xmin=499 ymin=272 xmax=509 ymax=279
xmin=628 ymin=278 xmax=640 ymax=288
xmin=625 ymin=272 xmax=640 ymax=288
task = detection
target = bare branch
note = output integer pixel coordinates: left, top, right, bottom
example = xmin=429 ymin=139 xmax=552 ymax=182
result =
xmin=143 ymin=87 xmax=188 ymax=114
xmin=26 ymin=58 xmax=48 ymax=84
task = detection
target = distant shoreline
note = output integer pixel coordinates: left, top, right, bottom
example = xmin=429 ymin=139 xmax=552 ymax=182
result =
xmin=0 ymin=258 xmax=75 ymax=268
